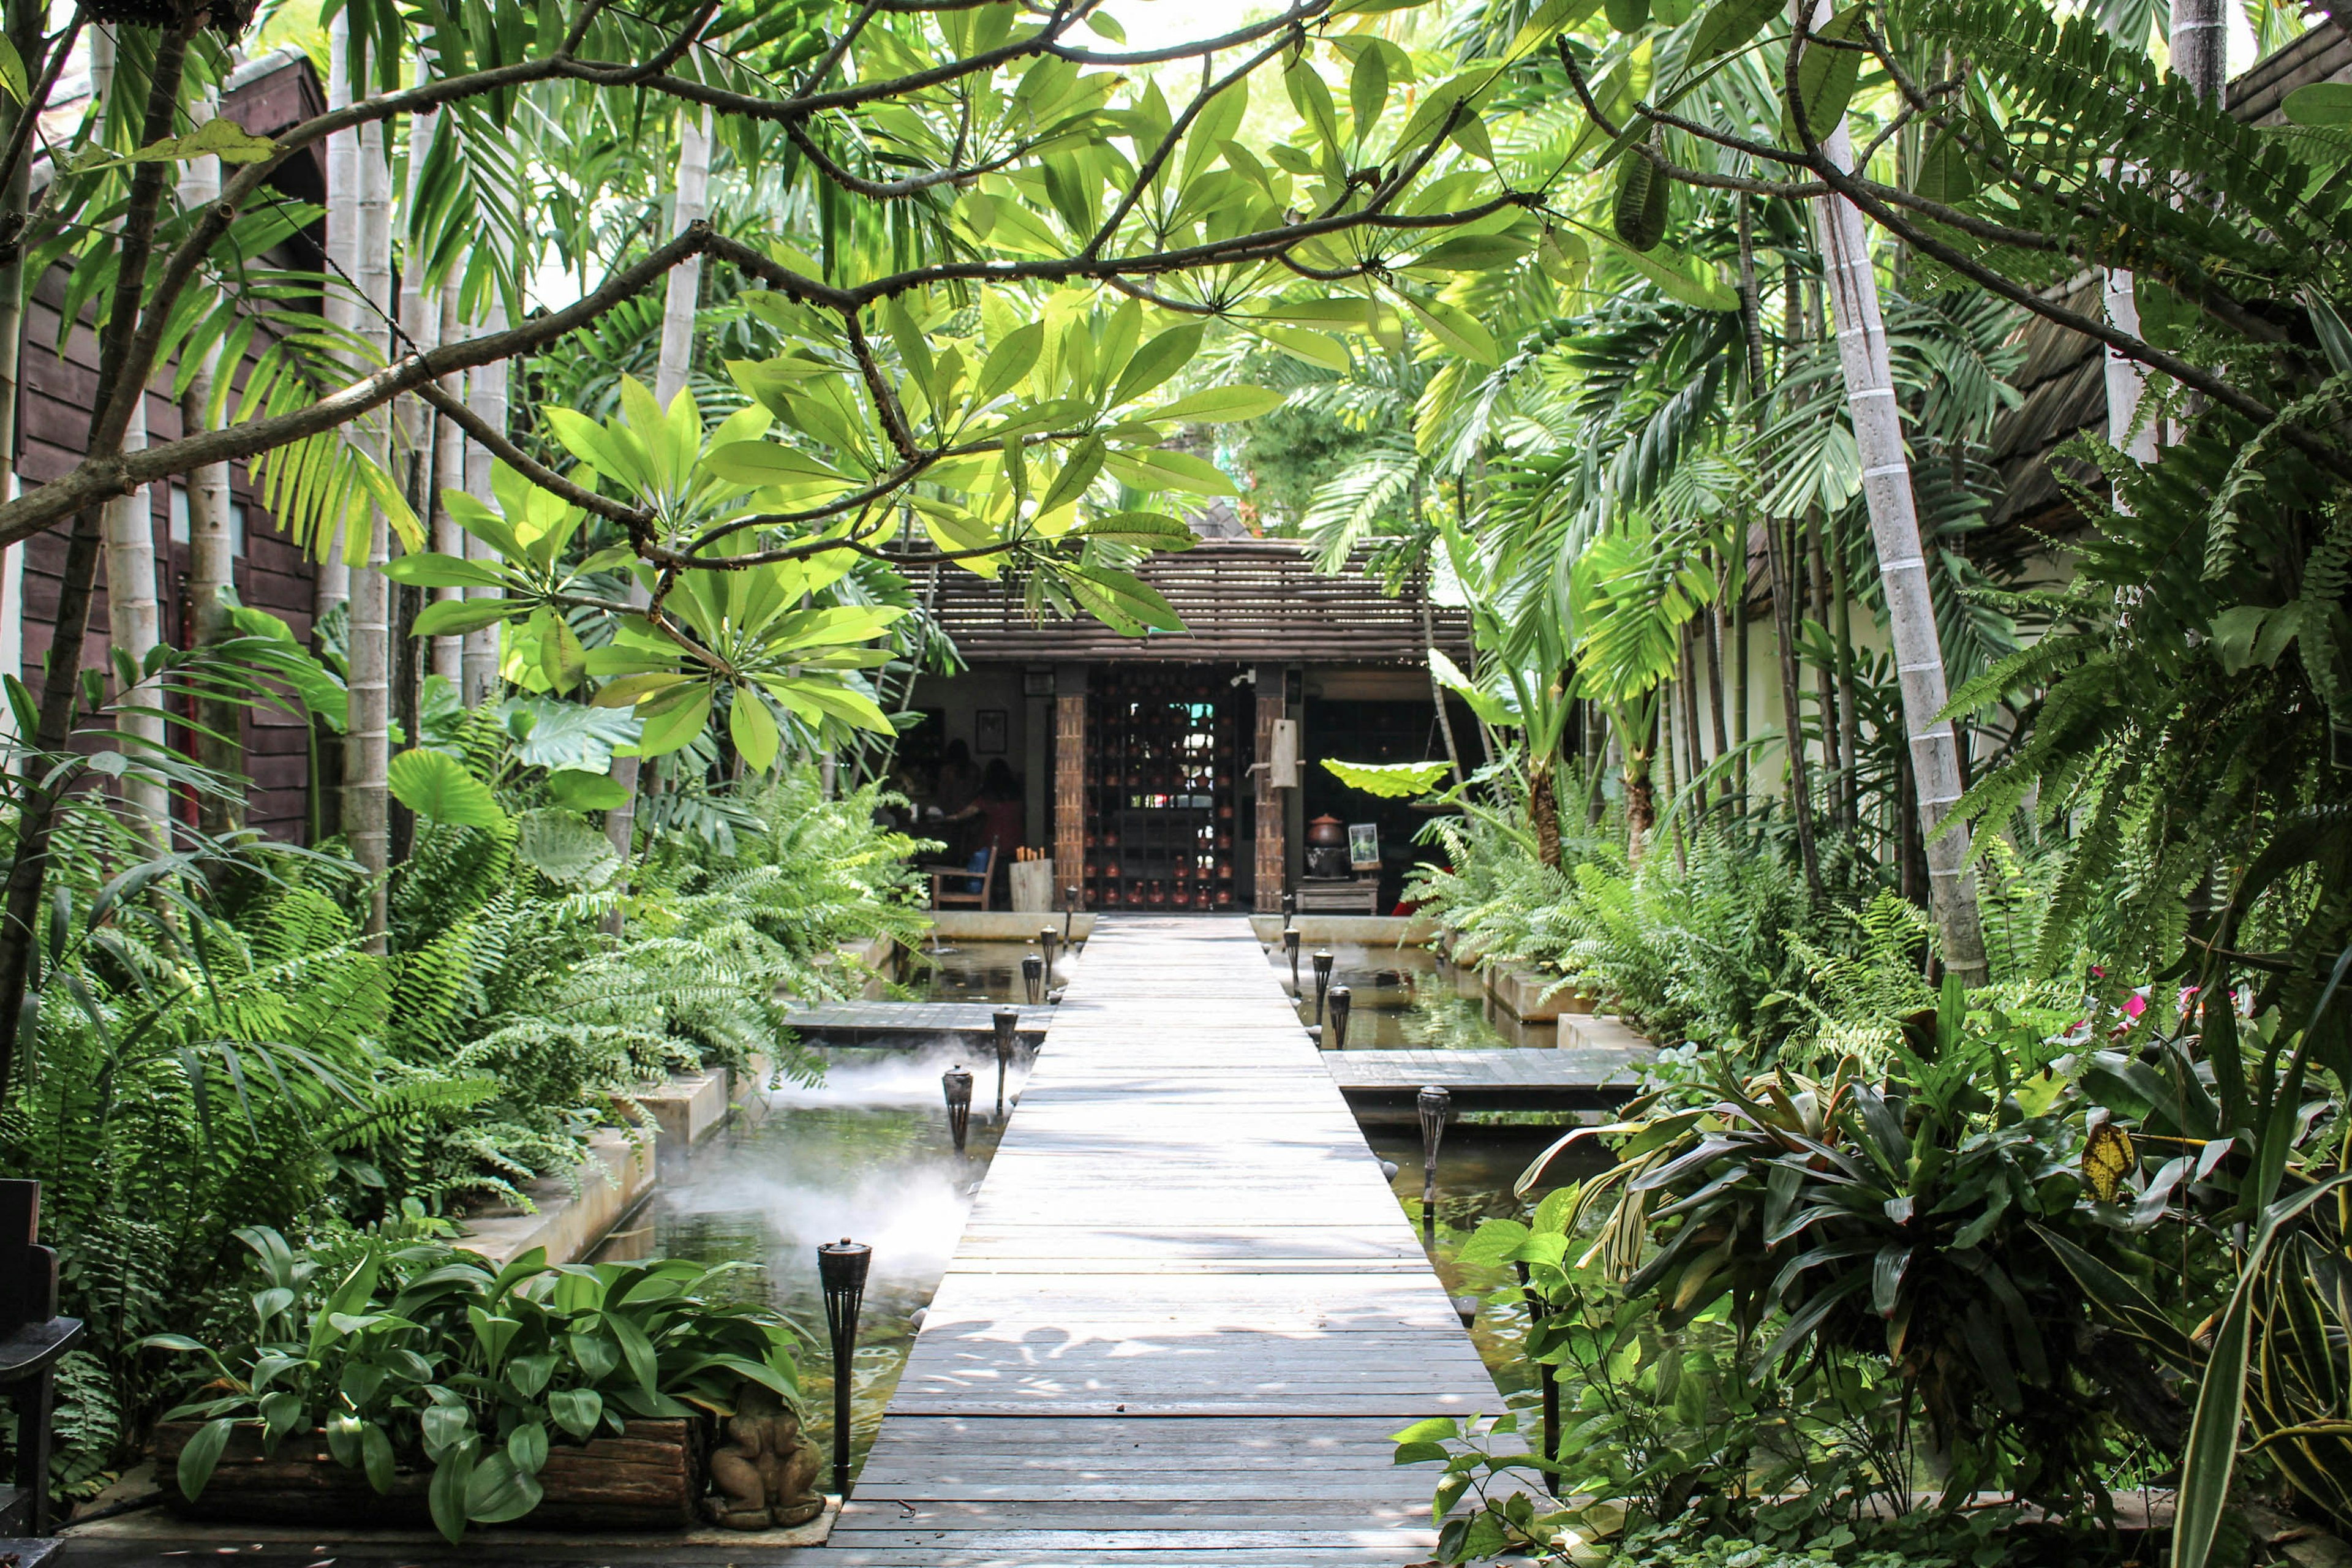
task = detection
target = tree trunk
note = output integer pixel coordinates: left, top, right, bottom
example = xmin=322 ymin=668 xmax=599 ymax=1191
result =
xmin=344 ymin=118 xmax=394 ymax=943
xmin=389 ymin=87 xmax=443 ymax=870
xmin=179 ymin=95 xmax=242 ymax=835
xmin=430 ymin=282 xmax=465 ymax=685
xmin=92 ymin=31 xmax=168 ymax=838
xmin=1768 ymin=513 xmax=1821 ymax=894
xmin=1705 ymin=556 xmax=1730 ymax=799
xmin=316 ymin=12 xmax=359 ymax=625
xmin=603 ymin=107 xmax=710 ymax=868
xmin=1621 ymin=709 xmax=1656 ymax=862
xmin=1679 ymin=620 xmax=1707 ymax=822
xmin=0 ymin=23 xmax=193 ymax=1102
xmin=1833 ymin=513 xmax=1859 ymax=834
xmin=0 ymin=0 xmax=34 ymax=726
xmin=1425 ymin=591 xmax=1465 ymax=795
xmin=461 ymin=296 xmax=510 ymax=707
xmin=1529 ymin=758 xmax=1561 ymax=869
xmin=1807 ymin=510 xmax=1840 ymax=828
xmin=1808 ymin=73 xmax=1991 ymax=984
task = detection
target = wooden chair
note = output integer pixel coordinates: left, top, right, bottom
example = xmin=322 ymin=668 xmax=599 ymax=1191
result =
xmin=1 ymin=1178 xmax=84 ymax=1539
xmin=925 ymin=843 xmax=998 ymax=910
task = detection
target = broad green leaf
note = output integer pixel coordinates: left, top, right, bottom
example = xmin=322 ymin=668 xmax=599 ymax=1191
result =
xmin=638 ymin=685 xmax=714 ymax=756
xmin=464 ymin=1452 xmax=545 ymax=1525
xmin=1103 ymin=447 xmax=1238 ymax=496
xmin=1401 ymin=235 xmax=1531 ymax=274
xmin=545 ymin=769 xmax=631 ymax=811
xmin=729 ymin=690 xmax=782 ymax=773
xmin=1110 ymin=324 xmax=1205 ymax=407
xmin=547 ymin=1387 xmax=601 ymax=1439
xmin=973 ymin=322 xmax=1045 ymax=405
xmin=429 ymin=1444 xmax=476 ymax=1544
xmin=540 ymin=615 xmax=587 ymax=695
xmin=1037 ymin=436 xmax=1108 ymax=513
xmin=1349 ymin=44 xmax=1389 ymax=141
xmin=1247 ymin=323 xmax=1352 ymax=371
xmin=1322 ymin=757 xmax=1452 ymax=797
xmin=1784 ymin=7 xmax=1864 ymax=143
xmin=1400 ymin=295 xmax=1499 ymax=366
xmin=380 ymin=551 xmax=510 ymax=590
xmin=703 ymin=440 xmax=843 ymax=486
xmin=514 ymin=810 xmax=622 ymax=887
xmin=176 ymin=1417 xmax=235 ymax=1501
xmin=1076 ymin=511 xmax=1198 ymax=548
xmin=1284 ymin=56 xmax=1341 ymax=154
xmin=1062 ymin=566 xmax=1184 ymax=633
xmin=1591 ymin=229 xmax=1741 ymax=311
xmin=1504 ymin=0 xmax=1604 ymax=59
xmin=388 ymin=748 xmax=508 ymax=830
xmin=0 ymin=36 xmax=25 ymax=105
xmin=413 ymin=598 xmax=528 ymax=638
xmin=1690 ymin=0 xmax=1781 ymax=58
xmin=1153 ymin=386 xmax=1283 ymax=423
xmin=1612 ymin=151 xmax=1668 ymax=252
xmin=2283 ymin=82 xmax=2352 ymax=126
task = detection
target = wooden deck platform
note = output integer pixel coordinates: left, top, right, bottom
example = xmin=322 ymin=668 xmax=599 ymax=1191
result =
xmin=1323 ymin=1045 xmax=1649 ymax=1110
xmin=783 ymin=1002 xmax=1055 ymax=1044
xmin=828 ymin=914 xmax=1509 ymax=1564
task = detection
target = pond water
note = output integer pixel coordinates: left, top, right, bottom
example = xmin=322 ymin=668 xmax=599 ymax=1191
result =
xmin=1267 ymin=940 xmax=1558 ymax=1049
xmin=594 ymin=1043 xmax=1030 ymax=1485
xmin=899 ymin=938 xmax=1077 ymax=1003
xmin=1365 ymin=1121 xmax=1611 ymax=1407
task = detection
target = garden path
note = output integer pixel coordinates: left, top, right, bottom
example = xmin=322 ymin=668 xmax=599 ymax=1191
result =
xmin=821 ymin=912 xmax=1508 ymax=1564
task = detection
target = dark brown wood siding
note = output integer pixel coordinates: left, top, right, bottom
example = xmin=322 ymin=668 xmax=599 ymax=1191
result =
xmin=13 ymin=52 xmax=330 ymax=841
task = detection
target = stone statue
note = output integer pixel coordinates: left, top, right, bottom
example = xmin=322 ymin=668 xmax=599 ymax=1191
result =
xmin=702 ymin=1382 xmax=826 ymax=1529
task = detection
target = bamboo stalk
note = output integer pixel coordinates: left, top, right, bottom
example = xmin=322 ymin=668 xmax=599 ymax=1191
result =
xmin=1803 ymin=14 xmax=1988 ymax=980
xmin=181 ymin=92 xmax=241 ymax=834
xmin=345 ymin=113 xmax=396 ymax=943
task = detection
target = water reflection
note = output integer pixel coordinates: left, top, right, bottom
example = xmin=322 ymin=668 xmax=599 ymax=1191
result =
xmin=901 ymin=940 xmax=1068 ymax=1003
xmin=594 ymin=1044 xmax=1026 ymax=1485
xmin=1270 ymin=942 xmax=1559 ymax=1049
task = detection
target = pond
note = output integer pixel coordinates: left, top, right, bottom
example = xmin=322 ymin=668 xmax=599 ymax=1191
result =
xmin=1363 ymin=1121 xmax=1610 ymax=1406
xmin=899 ymin=938 xmax=1076 ymax=1003
xmin=1269 ymin=940 xmax=1558 ymax=1049
xmin=593 ymin=1042 xmax=1030 ymax=1486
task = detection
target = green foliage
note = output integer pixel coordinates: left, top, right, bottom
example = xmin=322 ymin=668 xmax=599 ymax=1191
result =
xmin=146 ymin=1221 xmax=799 ymax=1543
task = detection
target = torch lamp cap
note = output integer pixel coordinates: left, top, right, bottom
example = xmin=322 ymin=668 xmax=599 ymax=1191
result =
xmin=817 ymin=1237 xmax=872 ymax=1293
xmin=1313 ymin=949 xmax=1335 ymax=974
xmin=1283 ymin=929 xmax=1300 ymax=952
xmin=943 ymin=1067 xmax=974 ymax=1106
xmin=1417 ymin=1084 xmax=1452 ymax=1115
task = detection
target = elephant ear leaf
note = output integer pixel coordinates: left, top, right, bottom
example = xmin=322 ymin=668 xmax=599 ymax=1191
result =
xmin=1322 ymin=758 xmax=1451 ymax=798
xmin=388 ymin=749 xmax=509 ymax=832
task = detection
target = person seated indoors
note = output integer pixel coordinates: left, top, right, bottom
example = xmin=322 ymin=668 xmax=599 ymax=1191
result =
xmin=941 ymin=760 xmax=1025 ymax=898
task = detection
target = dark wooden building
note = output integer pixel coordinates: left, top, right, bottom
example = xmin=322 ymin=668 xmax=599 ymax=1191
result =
xmin=10 ymin=48 xmax=328 ymax=838
xmin=905 ymin=541 xmax=1478 ymax=914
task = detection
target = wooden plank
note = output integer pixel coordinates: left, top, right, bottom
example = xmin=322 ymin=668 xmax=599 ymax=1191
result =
xmin=834 ymin=914 xmax=1509 ymax=1561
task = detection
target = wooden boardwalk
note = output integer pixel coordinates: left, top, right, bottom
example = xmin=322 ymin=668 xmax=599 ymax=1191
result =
xmin=828 ymin=914 xmax=1507 ymax=1564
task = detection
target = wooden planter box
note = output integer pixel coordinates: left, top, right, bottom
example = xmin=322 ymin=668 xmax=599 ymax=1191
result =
xmin=151 ymin=1418 xmax=704 ymax=1531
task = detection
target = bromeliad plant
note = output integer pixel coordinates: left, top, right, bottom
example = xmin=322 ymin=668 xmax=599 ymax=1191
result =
xmin=146 ymin=1223 xmax=800 ymax=1544
xmin=1522 ymin=981 xmax=2166 ymax=1515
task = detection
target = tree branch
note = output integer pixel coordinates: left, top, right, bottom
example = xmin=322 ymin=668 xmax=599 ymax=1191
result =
xmin=0 ymin=224 xmax=718 ymax=552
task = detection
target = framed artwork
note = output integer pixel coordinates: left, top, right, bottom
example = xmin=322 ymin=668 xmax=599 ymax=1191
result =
xmin=1022 ymin=668 xmax=1056 ymax=696
xmin=975 ymin=709 xmax=1009 ymax=755
xmin=1348 ymin=822 xmax=1381 ymax=869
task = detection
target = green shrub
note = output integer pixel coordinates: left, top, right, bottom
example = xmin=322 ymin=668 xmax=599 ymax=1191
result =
xmin=146 ymin=1218 xmax=799 ymax=1543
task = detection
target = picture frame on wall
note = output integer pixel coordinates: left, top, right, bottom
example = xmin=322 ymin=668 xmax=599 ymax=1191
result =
xmin=976 ymin=709 xmax=1009 ymax=755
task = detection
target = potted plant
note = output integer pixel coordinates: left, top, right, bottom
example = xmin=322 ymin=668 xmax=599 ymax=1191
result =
xmin=144 ymin=1221 xmax=802 ymax=1542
